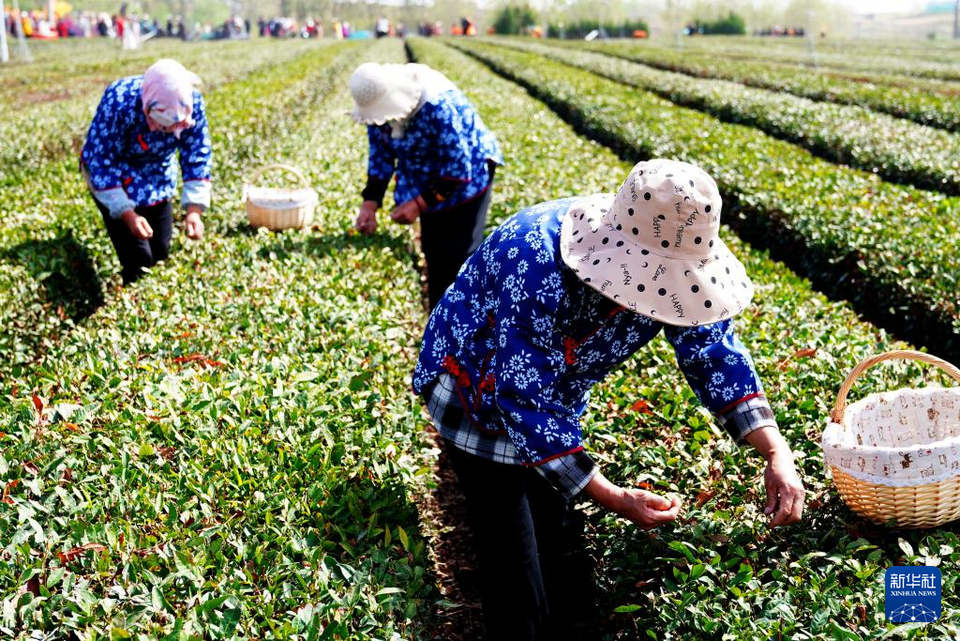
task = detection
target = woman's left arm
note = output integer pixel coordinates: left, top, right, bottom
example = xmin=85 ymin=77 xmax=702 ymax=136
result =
xmin=178 ymin=91 xmax=212 ymax=239
xmin=664 ymin=320 xmax=805 ymax=526
xmin=413 ymin=99 xmax=474 ymax=211
xmin=743 ymin=426 xmax=805 ymax=526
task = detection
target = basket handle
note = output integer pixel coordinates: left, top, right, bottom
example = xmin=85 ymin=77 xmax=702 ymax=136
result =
xmin=247 ymin=163 xmax=310 ymax=189
xmin=830 ymin=350 xmax=960 ymax=424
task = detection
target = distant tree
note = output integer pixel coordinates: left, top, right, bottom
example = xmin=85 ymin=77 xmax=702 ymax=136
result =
xmin=547 ymin=18 xmax=648 ymax=39
xmin=492 ymin=3 xmax=538 ymax=35
xmin=696 ymin=11 xmax=746 ymax=35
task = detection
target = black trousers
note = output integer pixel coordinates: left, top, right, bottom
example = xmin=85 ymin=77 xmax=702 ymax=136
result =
xmin=93 ymin=197 xmax=174 ymax=285
xmin=419 ymin=183 xmax=493 ymax=310
xmin=445 ymin=444 xmax=597 ymax=641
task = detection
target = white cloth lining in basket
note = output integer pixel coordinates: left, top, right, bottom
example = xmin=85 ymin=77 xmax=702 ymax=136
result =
xmin=822 ymin=387 xmax=960 ymax=487
xmin=244 ymin=190 xmax=318 ymax=211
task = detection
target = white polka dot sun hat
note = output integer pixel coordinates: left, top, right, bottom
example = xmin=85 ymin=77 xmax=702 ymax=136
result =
xmin=559 ymin=159 xmax=754 ymax=326
xmin=349 ymin=62 xmax=422 ymax=125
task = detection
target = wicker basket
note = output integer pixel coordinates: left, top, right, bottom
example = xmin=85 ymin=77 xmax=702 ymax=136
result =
xmin=822 ymin=350 xmax=960 ymax=528
xmin=245 ymin=163 xmax=319 ymax=230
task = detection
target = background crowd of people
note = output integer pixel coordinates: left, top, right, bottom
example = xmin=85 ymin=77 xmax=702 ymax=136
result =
xmin=3 ymin=7 xmax=480 ymax=45
xmin=257 ymin=16 xmax=324 ymax=39
xmin=3 ymin=8 xmax=114 ymax=40
xmin=3 ymin=9 xmax=198 ymax=43
xmin=753 ymin=25 xmax=813 ymax=37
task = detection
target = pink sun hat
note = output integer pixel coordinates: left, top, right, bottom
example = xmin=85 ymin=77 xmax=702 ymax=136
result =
xmin=141 ymin=59 xmax=201 ymax=138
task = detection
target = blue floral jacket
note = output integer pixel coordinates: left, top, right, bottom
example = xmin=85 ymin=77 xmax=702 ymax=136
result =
xmin=367 ymin=88 xmax=502 ymax=211
xmin=413 ymin=198 xmax=769 ymax=466
xmin=81 ymin=76 xmax=212 ymax=217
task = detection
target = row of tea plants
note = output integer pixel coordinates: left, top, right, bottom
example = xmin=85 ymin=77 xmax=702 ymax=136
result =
xmin=677 ymin=36 xmax=960 ymax=66
xmin=0 ymin=39 xmax=312 ymax=112
xmin=648 ymin=37 xmax=960 ymax=81
xmin=449 ymin=39 xmax=960 ymax=362
xmin=413 ymin=36 xmax=960 ymax=639
xmin=498 ymin=38 xmax=960 ymax=195
xmin=0 ymin=38 xmax=448 ymax=639
xmin=573 ymin=40 xmax=960 ymax=133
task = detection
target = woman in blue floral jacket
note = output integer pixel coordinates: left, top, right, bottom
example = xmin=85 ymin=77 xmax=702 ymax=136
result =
xmin=414 ymin=159 xmax=805 ymax=639
xmin=81 ymin=59 xmax=211 ymax=284
xmin=349 ymin=62 xmax=503 ymax=308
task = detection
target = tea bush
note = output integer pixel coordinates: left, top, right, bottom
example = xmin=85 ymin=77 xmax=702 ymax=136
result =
xmin=572 ymin=40 xmax=960 ymax=133
xmin=645 ymin=38 xmax=960 ymax=81
xmin=0 ymin=39 xmax=312 ymax=112
xmin=673 ymin=36 xmax=960 ymax=68
xmin=495 ymin=38 xmax=960 ymax=195
xmin=448 ymin=39 xmax=960 ymax=363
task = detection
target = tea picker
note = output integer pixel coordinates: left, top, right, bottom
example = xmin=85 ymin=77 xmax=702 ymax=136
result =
xmin=81 ymin=59 xmax=211 ymax=285
xmin=349 ymin=62 xmax=503 ymax=309
xmin=413 ymin=159 xmax=805 ymax=639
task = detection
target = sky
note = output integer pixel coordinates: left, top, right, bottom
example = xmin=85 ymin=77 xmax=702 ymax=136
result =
xmin=845 ymin=0 xmax=926 ymax=13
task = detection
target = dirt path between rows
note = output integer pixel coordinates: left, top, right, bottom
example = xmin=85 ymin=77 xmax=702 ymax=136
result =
xmin=415 ymin=421 xmax=486 ymax=640
xmin=403 ymin=222 xmax=485 ymax=640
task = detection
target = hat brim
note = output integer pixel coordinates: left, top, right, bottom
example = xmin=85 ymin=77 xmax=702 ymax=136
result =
xmin=351 ymin=72 xmax=422 ymax=126
xmin=559 ymin=194 xmax=754 ymax=327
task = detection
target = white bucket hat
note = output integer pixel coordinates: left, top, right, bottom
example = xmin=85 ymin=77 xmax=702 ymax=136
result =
xmin=349 ymin=62 xmax=422 ymax=125
xmin=560 ymin=159 xmax=753 ymax=327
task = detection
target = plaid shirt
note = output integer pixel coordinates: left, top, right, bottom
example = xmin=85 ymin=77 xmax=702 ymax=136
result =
xmin=426 ymin=372 xmax=776 ymax=499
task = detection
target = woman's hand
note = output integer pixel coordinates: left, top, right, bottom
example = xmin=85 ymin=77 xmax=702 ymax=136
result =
xmin=121 ymin=210 xmax=153 ymax=240
xmin=745 ymin=426 xmax=805 ymax=527
xmin=763 ymin=451 xmax=805 ymax=527
xmin=584 ymin=472 xmax=682 ymax=530
xmin=356 ymin=200 xmax=378 ymax=235
xmin=390 ymin=197 xmax=425 ymax=225
xmin=185 ymin=209 xmax=204 ymax=240
xmin=617 ymin=488 xmax=683 ymax=530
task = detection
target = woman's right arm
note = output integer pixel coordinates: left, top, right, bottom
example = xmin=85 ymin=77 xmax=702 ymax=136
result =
xmin=82 ymin=81 xmax=136 ymax=219
xmin=356 ymin=126 xmax=395 ymax=234
xmin=363 ymin=125 xmax=395 ymax=206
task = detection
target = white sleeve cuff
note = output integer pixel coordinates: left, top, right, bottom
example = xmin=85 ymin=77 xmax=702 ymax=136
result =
xmin=182 ymin=180 xmax=211 ymax=210
xmin=93 ymin=188 xmax=136 ymax=219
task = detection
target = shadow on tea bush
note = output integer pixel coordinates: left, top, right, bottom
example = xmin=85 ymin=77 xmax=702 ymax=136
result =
xmin=3 ymin=231 xmax=104 ymax=323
